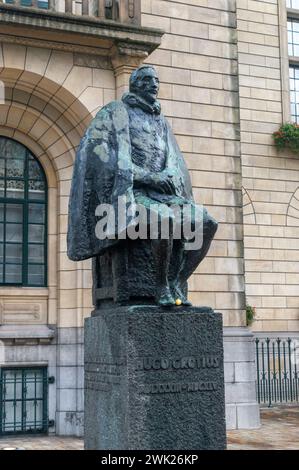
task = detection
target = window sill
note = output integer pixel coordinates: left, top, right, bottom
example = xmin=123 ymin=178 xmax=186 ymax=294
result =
xmin=287 ymin=7 xmax=299 ymax=20
xmin=0 ymin=324 xmax=55 ymax=345
xmin=0 ymin=286 xmax=48 ymax=297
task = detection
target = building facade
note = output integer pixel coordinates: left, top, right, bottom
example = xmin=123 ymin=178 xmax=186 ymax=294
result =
xmin=0 ymin=0 xmax=298 ymax=437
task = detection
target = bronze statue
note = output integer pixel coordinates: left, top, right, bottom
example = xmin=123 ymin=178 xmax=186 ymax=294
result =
xmin=67 ymin=65 xmax=217 ymax=307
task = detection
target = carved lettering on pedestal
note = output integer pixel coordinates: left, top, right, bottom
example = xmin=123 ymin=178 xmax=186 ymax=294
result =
xmin=142 ymin=381 xmax=218 ymax=395
xmin=85 ymin=355 xmax=221 ymax=394
xmin=85 ymin=356 xmax=126 ymax=392
xmin=135 ymin=355 xmax=220 ymax=395
xmin=135 ymin=355 xmax=220 ymax=371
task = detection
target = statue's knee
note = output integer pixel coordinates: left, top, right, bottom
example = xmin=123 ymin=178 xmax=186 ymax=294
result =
xmin=205 ymin=214 xmax=218 ymax=238
xmin=187 ymin=211 xmax=217 ymax=239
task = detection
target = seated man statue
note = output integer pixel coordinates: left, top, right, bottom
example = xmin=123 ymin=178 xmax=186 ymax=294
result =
xmin=67 ymin=65 xmax=218 ymax=306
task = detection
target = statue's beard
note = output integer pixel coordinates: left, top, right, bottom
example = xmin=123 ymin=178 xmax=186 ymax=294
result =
xmin=123 ymin=91 xmax=161 ymax=115
xmin=135 ymin=90 xmax=158 ymax=105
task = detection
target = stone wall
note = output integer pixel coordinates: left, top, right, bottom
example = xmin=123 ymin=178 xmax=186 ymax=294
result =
xmin=140 ymin=1 xmax=260 ymax=429
xmin=141 ymin=0 xmax=245 ymax=328
xmin=0 ymin=0 xmax=267 ymax=434
xmin=237 ymin=0 xmax=299 ymax=334
xmin=0 ymin=42 xmax=115 ymax=435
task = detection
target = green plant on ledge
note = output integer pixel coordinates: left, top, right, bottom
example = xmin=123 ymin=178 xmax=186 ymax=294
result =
xmin=246 ymin=305 xmax=256 ymax=327
xmin=273 ymin=122 xmax=299 ymax=153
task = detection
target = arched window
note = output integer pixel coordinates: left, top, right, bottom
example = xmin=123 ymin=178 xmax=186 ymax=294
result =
xmin=0 ymin=137 xmax=47 ymax=287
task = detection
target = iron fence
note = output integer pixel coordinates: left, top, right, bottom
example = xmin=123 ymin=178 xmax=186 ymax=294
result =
xmin=255 ymin=337 xmax=299 ymax=406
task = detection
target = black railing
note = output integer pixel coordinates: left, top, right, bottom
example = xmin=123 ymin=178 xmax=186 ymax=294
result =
xmin=255 ymin=337 xmax=299 ymax=406
xmin=0 ymin=366 xmax=48 ymax=435
xmin=0 ymin=0 xmax=141 ymax=25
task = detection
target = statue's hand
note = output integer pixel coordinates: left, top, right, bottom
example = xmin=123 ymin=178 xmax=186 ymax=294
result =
xmin=141 ymin=173 xmax=175 ymax=194
xmin=155 ymin=173 xmax=176 ymax=194
xmin=134 ymin=171 xmax=175 ymax=194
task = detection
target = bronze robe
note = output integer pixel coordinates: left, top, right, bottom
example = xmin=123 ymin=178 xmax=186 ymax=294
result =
xmin=67 ymin=98 xmax=195 ymax=262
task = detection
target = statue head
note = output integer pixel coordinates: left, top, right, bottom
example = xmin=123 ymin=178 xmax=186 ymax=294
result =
xmin=129 ymin=65 xmax=160 ymax=104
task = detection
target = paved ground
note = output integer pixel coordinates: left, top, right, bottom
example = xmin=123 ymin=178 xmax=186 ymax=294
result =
xmin=0 ymin=407 xmax=298 ymax=450
xmin=0 ymin=435 xmax=83 ymax=450
xmin=228 ymin=406 xmax=299 ymax=450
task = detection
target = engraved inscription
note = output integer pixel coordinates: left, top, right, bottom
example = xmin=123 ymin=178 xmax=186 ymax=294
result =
xmin=142 ymin=381 xmax=218 ymax=395
xmin=135 ymin=356 xmax=221 ymax=395
xmin=85 ymin=356 xmax=126 ymax=392
xmin=85 ymin=355 xmax=221 ymax=395
xmin=135 ymin=355 xmax=219 ymax=371
xmin=85 ymin=380 xmax=112 ymax=392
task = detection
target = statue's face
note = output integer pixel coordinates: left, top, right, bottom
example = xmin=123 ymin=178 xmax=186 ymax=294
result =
xmin=134 ymin=68 xmax=160 ymax=104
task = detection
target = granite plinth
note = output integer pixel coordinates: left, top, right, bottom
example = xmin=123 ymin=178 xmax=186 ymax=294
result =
xmin=84 ymin=305 xmax=226 ymax=450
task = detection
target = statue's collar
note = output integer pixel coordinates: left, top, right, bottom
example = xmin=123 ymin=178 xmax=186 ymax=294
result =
xmin=122 ymin=92 xmax=161 ymax=115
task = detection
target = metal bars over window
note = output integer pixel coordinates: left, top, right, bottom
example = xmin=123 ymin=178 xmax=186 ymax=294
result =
xmin=0 ymin=367 xmax=48 ymax=435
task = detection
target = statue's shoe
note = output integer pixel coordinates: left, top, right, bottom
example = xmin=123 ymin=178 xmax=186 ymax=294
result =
xmin=156 ymin=287 xmax=175 ymax=306
xmin=171 ymin=285 xmax=192 ymax=306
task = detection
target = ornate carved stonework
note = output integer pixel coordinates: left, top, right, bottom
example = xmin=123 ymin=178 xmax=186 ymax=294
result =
xmin=74 ymin=53 xmax=112 ymax=70
xmin=0 ymin=5 xmax=163 ymax=60
xmin=111 ymin=41 xmax=149 ymax=77
xmin=0 ymin=297 xmax=47 ymax=325
xmin=0 ymin=33 xmax=109 ymax=57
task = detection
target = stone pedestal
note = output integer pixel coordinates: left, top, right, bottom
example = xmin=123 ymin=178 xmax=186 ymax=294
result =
xmin=224 ymin=327 xmax=260 ymax=430
xmin=84 ymin=306 xmax=227 ymax=450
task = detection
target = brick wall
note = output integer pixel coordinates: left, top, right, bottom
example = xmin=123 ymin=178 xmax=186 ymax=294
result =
xmin=237 ymin=0 xmax=299 ymax=333
xmin=142 ymin=0 xmax=246 ymax=327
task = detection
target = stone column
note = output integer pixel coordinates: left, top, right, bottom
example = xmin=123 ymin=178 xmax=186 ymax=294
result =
xmin=223 ymin=328 xmax=260 ymax=430
xmin=111 ymin=42 xmax=149 ymax=99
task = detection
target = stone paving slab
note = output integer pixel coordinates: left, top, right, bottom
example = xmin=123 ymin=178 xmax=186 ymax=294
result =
xmin=0 ymin=436 xmax=84 ymax=450
xmin=227 ymin=406 xmax=299 ymax=450
xmin=0 ymin=407 xmax=298 ymax=450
